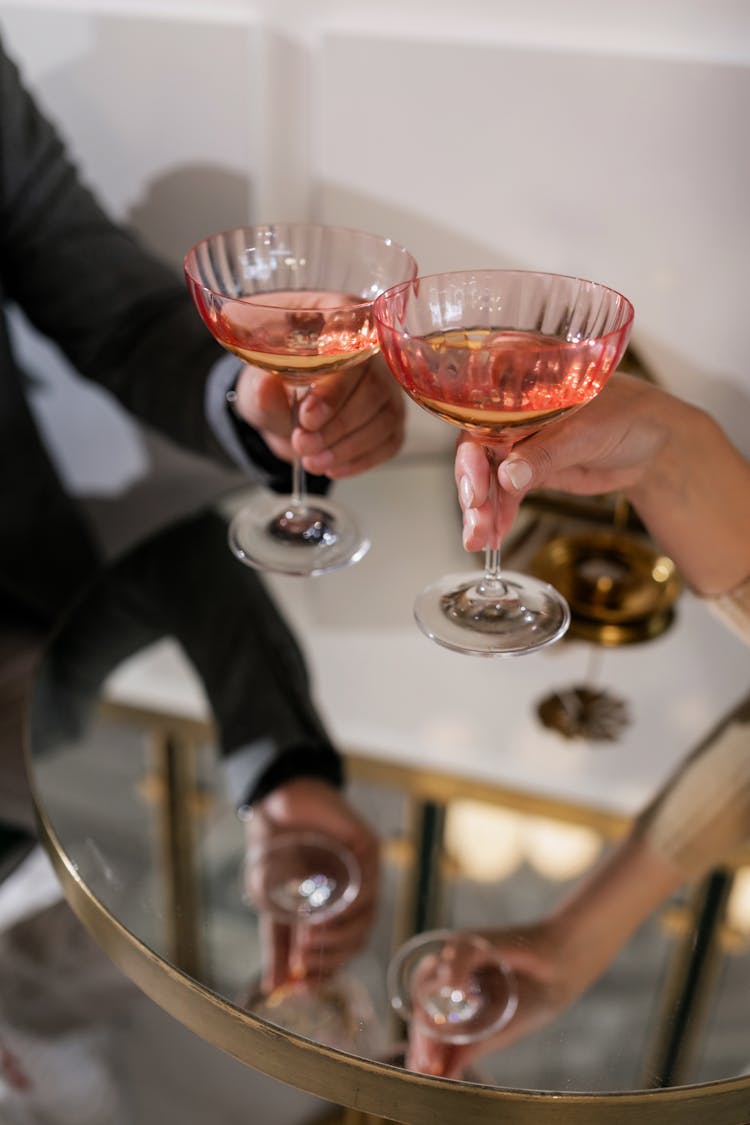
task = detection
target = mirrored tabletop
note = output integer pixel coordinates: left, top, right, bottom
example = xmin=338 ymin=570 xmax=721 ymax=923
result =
xmin=27 ymin=454 xmax=750 ymax=1124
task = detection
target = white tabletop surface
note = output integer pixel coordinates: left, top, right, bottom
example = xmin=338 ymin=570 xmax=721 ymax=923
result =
xmin=104 ymin=452 xmax=750 ymax=823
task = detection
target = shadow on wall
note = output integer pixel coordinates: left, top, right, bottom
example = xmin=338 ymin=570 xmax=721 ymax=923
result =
xmin=78 ymin=164 xmax=254 ymax=557
xmin=16 ymin=158 xmax=257 ymax=563
xmin=128 ymin=164 xmax=253 ymax=270
xmin=317 ymin=181 xmax=750 ymax=458
xmin=315 ymin=181 xmax=522 ymax=276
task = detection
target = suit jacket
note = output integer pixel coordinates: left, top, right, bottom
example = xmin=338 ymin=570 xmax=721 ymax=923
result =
xmin=0 ymin=36 xmax=249 ymax=623
xmin=0 ymin=38 xmax=341 ymax=832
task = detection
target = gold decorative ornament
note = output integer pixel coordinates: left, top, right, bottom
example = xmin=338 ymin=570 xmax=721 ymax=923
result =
xmin=531 ymin=530 xmax=682 ymax=646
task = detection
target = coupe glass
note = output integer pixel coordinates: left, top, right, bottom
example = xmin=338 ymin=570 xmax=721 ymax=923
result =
xmin=184 ymin=223 xmax=417 ymax=576
xmin=387 ymin=929 xmax=518 ymax=1057
xmin=242 ymin=830 xmax=376 ymax=1049
xmin=374 ymin=270 xmax=634 ymax=655
xmin=247 ymin=829 xmax=361 ymax=931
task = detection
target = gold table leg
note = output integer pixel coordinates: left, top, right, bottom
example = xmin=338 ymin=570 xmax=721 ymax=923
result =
xmin=150 ymin=729 xmax=204 ymax=979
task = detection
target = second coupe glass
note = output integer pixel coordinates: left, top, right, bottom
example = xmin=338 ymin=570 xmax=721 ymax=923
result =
xmin=242 ymin=831 xmax=367 ymax=1043
xmin=184 ymin=223 xmax=417 ymax=576
xmin=388 ymin=929 xmax=518 ymax=1069
xmin=374 ymin=270 xmax=634 ymax=656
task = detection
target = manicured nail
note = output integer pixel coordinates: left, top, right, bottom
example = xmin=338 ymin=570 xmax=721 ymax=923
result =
xmin=462 ymin=509 xmax=478 ymax=549
xmin=505 ymin=458 xmax=532 ymax=492
xmin=458 ymin=474 xmax=474 ymax=509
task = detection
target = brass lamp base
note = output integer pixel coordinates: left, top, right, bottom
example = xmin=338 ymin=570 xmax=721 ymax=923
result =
xmin=531 ymin=530 xmax=682 ymax=646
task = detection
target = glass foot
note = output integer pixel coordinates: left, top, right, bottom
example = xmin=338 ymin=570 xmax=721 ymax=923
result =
xmin=228 ymin=493 xmax=370 ymax=576
xmin=267 ymin=504 xmax=337 ymax=546
xmin=415 ymin=570 xmax=571 ymax=656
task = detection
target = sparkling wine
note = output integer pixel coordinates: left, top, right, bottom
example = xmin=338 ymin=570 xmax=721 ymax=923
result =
xmin=389 ymin=328 xmax=611 ymax=435
xmin=208 ymin=288 xmax=378 ymax=380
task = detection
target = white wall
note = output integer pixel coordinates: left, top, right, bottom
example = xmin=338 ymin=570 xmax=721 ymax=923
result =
xmin=2 ymin=0 xmax=749 ymax=458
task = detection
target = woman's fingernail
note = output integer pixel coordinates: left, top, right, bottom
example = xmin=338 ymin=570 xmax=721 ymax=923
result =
xmin=505 ymin=458 xmax=532 ymax=491
xmin=458 ymin=474 xmax=474 ymax=509
xmin=462 ymin=509 xmax=478 ymax=549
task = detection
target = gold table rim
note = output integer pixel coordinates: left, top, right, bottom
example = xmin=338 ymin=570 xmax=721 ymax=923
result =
xmin=29 ymin=791 xmax=750 ymax=1125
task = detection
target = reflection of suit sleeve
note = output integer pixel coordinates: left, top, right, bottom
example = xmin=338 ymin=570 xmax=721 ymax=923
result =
xmin=36 ymin=512 xmax=343 ymax=808
xmin=633 ymin=583 xmax=750 ymax=880
xmin=0 ymin=38 xmax=305 ymax=494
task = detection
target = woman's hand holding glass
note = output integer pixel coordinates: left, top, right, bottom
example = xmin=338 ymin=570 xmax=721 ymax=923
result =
xmin=402 ymin=922 xmax=568 ymax=1079
xmin=404 ymin=829 xmax=690 ymax=1079
xmin=456 ymin=370 xmax=750 ymax=600
xmin=456 ymin=372 xmax=666 ymax=553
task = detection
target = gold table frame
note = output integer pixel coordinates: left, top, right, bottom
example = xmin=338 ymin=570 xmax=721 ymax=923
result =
xmin=27 ymin=699 xmax=750 ymax=1125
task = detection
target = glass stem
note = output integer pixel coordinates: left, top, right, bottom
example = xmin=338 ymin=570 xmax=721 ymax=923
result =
xmin=289 ymin=384 xmax=309 ymax=513
xmin=484 ymin=546 xmax=502 ymax=582
xmin=288 ymin=919 xmax=306 ymax=983
xmin=481 ymin=444 xmax=507 ymax=595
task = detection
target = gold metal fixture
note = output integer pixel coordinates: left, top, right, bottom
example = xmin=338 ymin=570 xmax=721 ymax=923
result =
xmin=531 ymin=530 xmax=682 ymax=645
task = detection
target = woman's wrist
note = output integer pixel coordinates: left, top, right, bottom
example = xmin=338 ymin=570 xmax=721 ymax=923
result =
xmin=623 ymin=386 xmax=700 ymax=514
xmin=625 ymin=393 xmax=750 ymax=596
xmin=544 ymin=834 xmax=685 ymax=997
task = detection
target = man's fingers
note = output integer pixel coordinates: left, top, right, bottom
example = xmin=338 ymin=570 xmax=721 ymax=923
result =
xmin=297 ymin=365 xmax=367 ymax=432
xmin=260 ymin=916 xmax=293 ymax=994
xmin=235 ymin=367 xmax=294 ymax=438
xmin=301 ymin=411 xmax=404 ymax=478
xmin=296 ymin=380 xmax=404 ymax=477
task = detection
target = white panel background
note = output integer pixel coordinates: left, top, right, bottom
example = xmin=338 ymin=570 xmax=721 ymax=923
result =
xmin=313 ymin=36 xmax=750 ymax=453
xmin=1 ymin=0 xmax=749 ymax=453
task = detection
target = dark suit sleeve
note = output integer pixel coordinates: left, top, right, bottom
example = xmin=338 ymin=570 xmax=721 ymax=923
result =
xmin=0 ymin=37 xmax=301 ymax=492
xmin=35 ymin=512 xmax=344 ymax=807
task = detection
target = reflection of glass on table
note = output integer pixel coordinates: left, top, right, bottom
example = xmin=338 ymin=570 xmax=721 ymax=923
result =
xmin=241 ymin=830 xmax=386 ymax=1055
xmin=238 ymin=970 xmax=386 ymax=1058
xmin=387 ymin=928 xmax=517 ymax=1076
xmin=23 ymin=487 xmax=750 ymax=1122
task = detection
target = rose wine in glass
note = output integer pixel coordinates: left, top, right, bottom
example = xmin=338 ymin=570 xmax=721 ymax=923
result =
xmin=374 ymin=270 xmax=634 ymax=656
xmin=185 ymin=224 xmax=417 ymax=576
xmin=387 ymin=930 xmax=518 ymax=1068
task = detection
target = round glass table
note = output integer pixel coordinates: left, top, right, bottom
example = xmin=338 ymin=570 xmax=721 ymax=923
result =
xmin=25 ymin=456 xmax=750 ymax=1124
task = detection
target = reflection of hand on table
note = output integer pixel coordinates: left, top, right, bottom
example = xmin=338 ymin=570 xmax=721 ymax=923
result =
xmin=404 ymin=921 xmax=569 ymax=1079
xmin=243 ymin=778 xmax=381 ymax=994
xmin=406 ymin=831 xmax=685 ymax=1080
